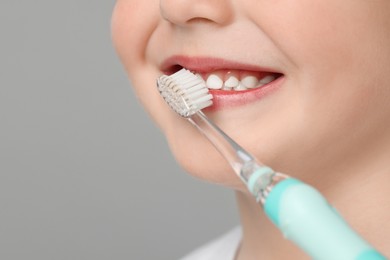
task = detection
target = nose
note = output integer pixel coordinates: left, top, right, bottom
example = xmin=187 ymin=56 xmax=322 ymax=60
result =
xmin=160 ymin=0 xmax=233 ymax=26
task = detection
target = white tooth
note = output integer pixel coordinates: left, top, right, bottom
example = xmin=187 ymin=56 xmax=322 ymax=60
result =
xmin=234 ymin=83 xmax=248 ymax=91
xmin=206 ymin=74 xmax=223 ymax=89
xmin=259 ymin=75 xmax=276 ymax=85
xmin=224 ymin=75 xmax=239 ymax=89
xmin=241 ymin=75 xmax=258 ymax=89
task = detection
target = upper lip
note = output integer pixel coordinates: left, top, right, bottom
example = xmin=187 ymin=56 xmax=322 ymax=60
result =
xmin=160 ymin=55 xmax=282 ymax=75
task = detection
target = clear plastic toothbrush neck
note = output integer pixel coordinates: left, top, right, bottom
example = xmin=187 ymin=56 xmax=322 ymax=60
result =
xmin=187 ymin=111 xmax=287 ymax=204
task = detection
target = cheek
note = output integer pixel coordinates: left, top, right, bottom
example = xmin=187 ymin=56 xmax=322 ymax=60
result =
xmin=252 ymin=0 xmax=390 ymax=131
xmin=244 ymin=1 xmax=390 ymax=175
xmin=112 ymin=1 xmax=169 ymax=128
xmin=250 ymin=1 xmax=379 ymax=75
xmin=111 ymin=1 xmax=160 ymax=70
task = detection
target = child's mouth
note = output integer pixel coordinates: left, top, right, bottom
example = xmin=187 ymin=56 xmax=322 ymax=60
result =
xmin=161 ymin=56 xmax=284 ymax=110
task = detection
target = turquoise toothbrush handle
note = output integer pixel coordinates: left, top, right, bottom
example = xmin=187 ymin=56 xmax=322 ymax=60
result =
xmin=263 ymin=178 xmax=386 ymax=260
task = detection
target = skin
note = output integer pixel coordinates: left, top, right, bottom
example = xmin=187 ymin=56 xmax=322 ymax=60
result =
xmin=112 ymin=0 xmax=390 ymax=258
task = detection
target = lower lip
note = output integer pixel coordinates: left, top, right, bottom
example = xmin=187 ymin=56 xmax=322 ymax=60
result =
xmin=204 ymin=75 xmax=285 ymax=111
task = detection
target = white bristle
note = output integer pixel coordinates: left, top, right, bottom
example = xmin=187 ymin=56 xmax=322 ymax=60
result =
xmin=156 ymin=69 xmax=213 ymax=117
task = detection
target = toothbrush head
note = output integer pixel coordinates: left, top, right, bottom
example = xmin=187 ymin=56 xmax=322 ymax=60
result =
xmin=157 ymin=69 xmax=213 ymax=118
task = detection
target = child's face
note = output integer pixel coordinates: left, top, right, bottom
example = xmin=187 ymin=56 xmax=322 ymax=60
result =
xmin=112 ymin=0 xmax=390 ymax=190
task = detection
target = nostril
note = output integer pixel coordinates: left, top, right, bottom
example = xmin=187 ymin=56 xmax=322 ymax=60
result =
xmin=160 ymin=0 xmax=233 ymax=27
xmin=187 ymin=17 xmax=215 ymax=24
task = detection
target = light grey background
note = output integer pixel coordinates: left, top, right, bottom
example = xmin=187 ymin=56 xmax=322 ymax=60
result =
xmin=0 ymin=1 xmax=239 ymax=259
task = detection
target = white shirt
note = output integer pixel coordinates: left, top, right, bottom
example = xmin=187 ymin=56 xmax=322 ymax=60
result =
xmin=180 ymin=227 xmax=242 ymax=260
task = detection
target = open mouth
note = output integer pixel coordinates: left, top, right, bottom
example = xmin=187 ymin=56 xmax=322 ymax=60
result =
xmin=163 ymin=65 xmax=282 ymax=92
xmin=161 ymin=56 xmax=284 ymax=109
